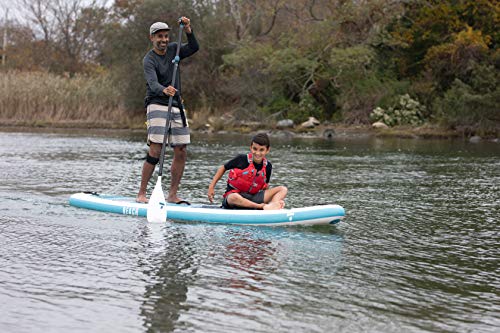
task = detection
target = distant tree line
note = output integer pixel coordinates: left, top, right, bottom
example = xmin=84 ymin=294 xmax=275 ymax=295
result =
xmin=1 ymin=0 xmax=498 ymax=135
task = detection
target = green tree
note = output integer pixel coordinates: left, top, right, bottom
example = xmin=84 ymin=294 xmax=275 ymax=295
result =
xmin=103 ymin=0 xmax=236 ymax=111
xmin=423 ymin=26 xmax=491 ymax=92
xmin=385 ymin=0 xmax=498 ymax=78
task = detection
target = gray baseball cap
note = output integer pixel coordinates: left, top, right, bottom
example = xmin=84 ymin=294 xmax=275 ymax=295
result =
xmin=150 ymin=22 xmax=170 ymax=35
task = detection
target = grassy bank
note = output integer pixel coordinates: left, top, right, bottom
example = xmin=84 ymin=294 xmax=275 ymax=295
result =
xmin=0 ymin=71 xmax=143 ymax=128
xmin=1 ymin=71 xmax=497 ymax=140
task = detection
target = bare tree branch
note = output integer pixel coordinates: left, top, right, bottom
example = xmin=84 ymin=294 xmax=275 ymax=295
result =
xmin=259 ymin=0 xmax=281 ymax=36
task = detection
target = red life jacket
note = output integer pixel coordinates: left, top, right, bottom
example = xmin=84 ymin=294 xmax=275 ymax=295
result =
xmin=224 ymin=153 xmax=268 ymax=198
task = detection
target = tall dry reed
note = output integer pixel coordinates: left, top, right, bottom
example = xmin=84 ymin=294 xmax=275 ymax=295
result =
xmin=0 ymin=71 xmax=135 ymax=126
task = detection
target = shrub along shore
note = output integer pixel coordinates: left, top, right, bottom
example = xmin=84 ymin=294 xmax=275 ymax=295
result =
xmin=1 ymin=1 xmax=498 ymax=139
xmin=0 ymin=71 xmax=498 ymax=140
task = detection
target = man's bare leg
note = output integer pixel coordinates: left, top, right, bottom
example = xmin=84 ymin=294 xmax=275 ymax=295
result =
xmin=167 ymin=145 xmax=187 ymax=203
xmin=136 ymin=143 xmax=161 ymax=203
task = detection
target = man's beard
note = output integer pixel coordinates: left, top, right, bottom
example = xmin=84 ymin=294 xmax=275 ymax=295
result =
xmin=155 ymin=41 xmax=167 ymax=51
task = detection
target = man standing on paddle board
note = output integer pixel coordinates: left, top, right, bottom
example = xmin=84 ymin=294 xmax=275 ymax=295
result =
xmin=137 ymin=17 xmax=199 ymax=204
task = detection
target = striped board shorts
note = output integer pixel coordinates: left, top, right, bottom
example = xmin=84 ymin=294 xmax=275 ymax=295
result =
xmin=146 ymin=103 xmax=190 ymax=146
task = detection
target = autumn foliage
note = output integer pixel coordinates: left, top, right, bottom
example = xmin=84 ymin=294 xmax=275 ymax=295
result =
xmin=0 ymin=0 xmax=498 ymax=135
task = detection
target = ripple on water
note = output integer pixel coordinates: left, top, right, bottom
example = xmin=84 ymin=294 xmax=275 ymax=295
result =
xmin=0 ymin=131 xmax=499 ymax=332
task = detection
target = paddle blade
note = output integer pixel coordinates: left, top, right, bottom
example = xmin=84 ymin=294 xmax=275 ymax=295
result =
xmin=147 ymin=176 xmax=167 ymax=223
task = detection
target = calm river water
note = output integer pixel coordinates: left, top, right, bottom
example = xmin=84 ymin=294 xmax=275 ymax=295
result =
xmin=0 ymin=129 xmax=499 ymax=333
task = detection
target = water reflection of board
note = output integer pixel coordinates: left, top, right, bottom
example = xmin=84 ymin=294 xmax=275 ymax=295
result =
xmin=69 ymin=192 xmax=345 ymax=226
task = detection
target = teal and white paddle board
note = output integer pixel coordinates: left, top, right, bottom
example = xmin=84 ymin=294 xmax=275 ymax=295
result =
xmin=69 ymin=192 xmax=345 ymax=226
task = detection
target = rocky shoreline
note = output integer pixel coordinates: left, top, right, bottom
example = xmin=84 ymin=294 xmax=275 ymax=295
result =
xmin=1 ymin=118 xmax=498 ymax=143
xmin=193 ymin=115 xmax=499 ymax=142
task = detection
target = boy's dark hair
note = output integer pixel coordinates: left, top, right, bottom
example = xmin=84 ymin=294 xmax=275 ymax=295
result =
xmin=251 ymin=133 xmax=270 ymax=148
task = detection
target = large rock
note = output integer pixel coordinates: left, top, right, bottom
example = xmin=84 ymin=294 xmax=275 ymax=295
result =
xmin=208 ymin=114 xmax=234 ymax=126
xmin=271 ymin=130 xmax=295 ymax=139
xmin=300 ymin=117 xmax=320 ymax=128
xmin=276 ymin=119 xmax=294 ymax=128
xmin=323 ymin=128 xmax=335 ymax=139
xmin=372 ymin=121 xmax=389 ymax=129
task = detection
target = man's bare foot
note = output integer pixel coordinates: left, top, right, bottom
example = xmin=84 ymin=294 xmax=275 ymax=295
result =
xmin=136 ymin=194 xmax=148 ymax=203
xmin=167 ymin=195 xmax=190 ymax=205
xmin=263 ymin=201 xmax=283 ymax=210
xmin=167 ymin=195 xmax=180 ymax=203
xmin=279 ymin=200 xmax=285 ymax=209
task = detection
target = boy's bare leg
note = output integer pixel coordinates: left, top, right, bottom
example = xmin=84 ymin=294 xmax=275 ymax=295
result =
xmin=263 ymin=186 xmax=288 ymax=209
xmin=263 ymin=201 xmax=282 ymax=210
xmin=226 ymin=193 xmax=265 ymax=209
xmin=227 ymin=187 xmax=288 ymax=210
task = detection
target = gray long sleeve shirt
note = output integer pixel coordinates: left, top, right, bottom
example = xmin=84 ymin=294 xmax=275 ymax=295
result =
xmin=143 ymin=31 xmax=199 ymax=108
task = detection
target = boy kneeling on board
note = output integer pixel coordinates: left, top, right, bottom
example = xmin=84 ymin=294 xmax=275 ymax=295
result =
xmin=207 ymin=133 xmax=288 ymax=210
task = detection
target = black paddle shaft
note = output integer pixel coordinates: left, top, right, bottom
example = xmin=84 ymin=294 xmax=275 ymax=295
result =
xmin=157 ymin=22 xmax=185 ymax=176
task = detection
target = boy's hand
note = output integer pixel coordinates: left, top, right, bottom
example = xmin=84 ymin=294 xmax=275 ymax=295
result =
xmin=207 ymin=187 xmax=215 ymax=203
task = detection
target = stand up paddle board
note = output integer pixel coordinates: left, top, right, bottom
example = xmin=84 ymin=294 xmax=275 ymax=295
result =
xmin=69 ymin=192 xmax=345 ymax=226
